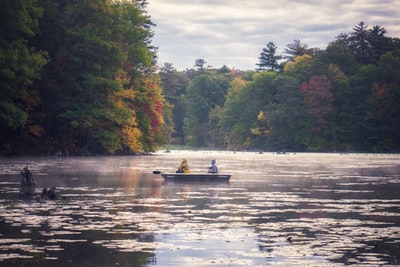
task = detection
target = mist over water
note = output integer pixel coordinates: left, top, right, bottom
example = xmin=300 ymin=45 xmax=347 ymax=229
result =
xmin=0 ymin=151 xmax=399 ymax=266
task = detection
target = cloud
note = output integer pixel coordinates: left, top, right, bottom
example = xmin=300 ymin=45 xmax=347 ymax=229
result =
xmin=147 ymin=0 xmax=400 ymax=70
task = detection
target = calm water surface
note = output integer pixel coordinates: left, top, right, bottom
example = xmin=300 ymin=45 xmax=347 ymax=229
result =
xmin=0 ymin=151 xmax=399 ymax=266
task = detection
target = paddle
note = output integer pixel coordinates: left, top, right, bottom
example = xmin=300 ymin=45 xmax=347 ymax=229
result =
xmin=153 ymin=170 xmax=161 ymax=174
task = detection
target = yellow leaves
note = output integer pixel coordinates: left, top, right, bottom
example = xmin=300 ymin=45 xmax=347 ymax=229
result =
xmin=250 ymin=128 xmax=261 ymax=135
xmin=114 ymin=70 xmax=129 ymax=86
xmin=250 ymin=127 xmax=271 ymax=136
xmin=252 ymin=111 xmax=270 ymax=136
xmin=110 ymin=88 xmax=135 ymax=103
xmin=229 ymin=77 xmax=247 ymax=92
xmin=257 ymin=111 xmax=266 ymax=121
xmin=107 ymin=88 xmax=136 ymax=125
xmin=284 ymin=54 xmax=313 ymax=71
xmin=121 ymin=126 xmax=143 ymax=153
xmin=125 ymin=117 xmax=138 ymax=127
xmin=327 ymin=64 xmax=347 ymax=81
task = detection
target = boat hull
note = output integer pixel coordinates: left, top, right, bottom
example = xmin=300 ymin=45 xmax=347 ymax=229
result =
xmin=161 ymin=173 xmax=231 ymax=181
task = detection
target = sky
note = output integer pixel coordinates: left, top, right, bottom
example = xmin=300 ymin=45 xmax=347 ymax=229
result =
xmin=147 ymin=0 xmax=400 ymax=71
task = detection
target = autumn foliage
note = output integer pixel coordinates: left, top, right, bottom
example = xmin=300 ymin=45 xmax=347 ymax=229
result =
xmin=0 ymin=0 xmax=171 ymax=155
xmin=301 ymin=75 xmax=334 ymax=133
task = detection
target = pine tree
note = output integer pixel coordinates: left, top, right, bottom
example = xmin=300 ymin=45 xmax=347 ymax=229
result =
xmin=256 ymin=42 xmax=282 ymax=71
xmin=284 ymin=39 xmax=311 ymax=60
xmin=349 ymin=21 xmax=374 ymax=64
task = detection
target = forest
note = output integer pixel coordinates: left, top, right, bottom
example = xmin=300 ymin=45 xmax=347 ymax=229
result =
xmin=161 ymin=22 xmax=400 ymax=153
xmin=1 ymin=0 xmax=400 ymax=155
xmin=1 ymin=0 xmax=171 ymax=155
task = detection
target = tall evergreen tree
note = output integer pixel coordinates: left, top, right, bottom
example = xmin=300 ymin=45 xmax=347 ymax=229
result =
xmin=284 ymin=39 xmax=311 ymax=60
xmin=256 ymin=42 xmax=282 ymax=72
xmin=367 ymin=25 xmax=392 ymax=63
xmin=194 ymin=58 xmax=207 ymax=71
xmin=349 ymin=21 xmax=374 ymax=64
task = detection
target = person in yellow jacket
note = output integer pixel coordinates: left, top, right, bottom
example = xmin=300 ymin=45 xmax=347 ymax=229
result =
xmin=176 ymin=159 xmax=190 ymax=173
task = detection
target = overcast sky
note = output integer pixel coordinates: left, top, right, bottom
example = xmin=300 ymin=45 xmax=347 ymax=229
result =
xmin=147 ymin=0 xmax=400 ymax=71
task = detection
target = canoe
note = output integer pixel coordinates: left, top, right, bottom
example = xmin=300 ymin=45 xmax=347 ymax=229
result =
xmin=161 ymin=173 xmax=232 ymax=181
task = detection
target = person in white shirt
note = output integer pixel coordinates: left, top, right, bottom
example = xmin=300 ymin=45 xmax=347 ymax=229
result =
xmin=208 ymin=159 xmax=218 ymax=173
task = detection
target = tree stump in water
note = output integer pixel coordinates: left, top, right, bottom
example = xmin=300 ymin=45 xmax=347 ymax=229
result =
xmin=19 ymin=167 xmax=59 ymax=200
xmin=19 ymin=166 xmax=36 ymax=196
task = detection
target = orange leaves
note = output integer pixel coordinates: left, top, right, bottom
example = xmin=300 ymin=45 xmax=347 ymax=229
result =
xmin=141 ymin=78 xmax=164 ymax=134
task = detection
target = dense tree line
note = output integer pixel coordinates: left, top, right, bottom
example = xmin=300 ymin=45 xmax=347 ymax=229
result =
xmin=161 ymin=22 xmax=400 ymax=152
xmin=2 ymin=7 xmax=399 ymax=156
xmin=0 ymin=0 xmax=171 ymax=155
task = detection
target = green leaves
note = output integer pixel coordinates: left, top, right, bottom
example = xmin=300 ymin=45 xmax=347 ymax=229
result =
xmin=184 ymin=72 xmax=231 ymax=147
xmin=0 ymin=0 xmax=48 ymax=154
xmin=0 ymin=101 xmax=28 ymax=129
xmin=0 ymin=0 xmax=167 ymax=155
xmin=257 ymin=42 xmax=282 ymax=71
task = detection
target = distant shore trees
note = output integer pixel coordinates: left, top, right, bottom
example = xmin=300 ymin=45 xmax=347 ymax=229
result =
xmin=161 ymin=22 xmax=400 ymax=152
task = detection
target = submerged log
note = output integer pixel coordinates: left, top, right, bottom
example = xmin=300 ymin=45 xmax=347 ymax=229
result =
xmin=19 ymin=166 xmax=36 ymax=196
xmin=41 ymin=187 xmax=57 ymax=200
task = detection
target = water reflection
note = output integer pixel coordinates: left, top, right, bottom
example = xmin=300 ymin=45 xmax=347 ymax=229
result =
xmin=0 ymin=152 xmax=399 ymax=266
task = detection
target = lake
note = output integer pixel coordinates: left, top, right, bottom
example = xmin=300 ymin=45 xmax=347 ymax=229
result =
xmin=0 ymin=151 xmax=399 ymax=266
